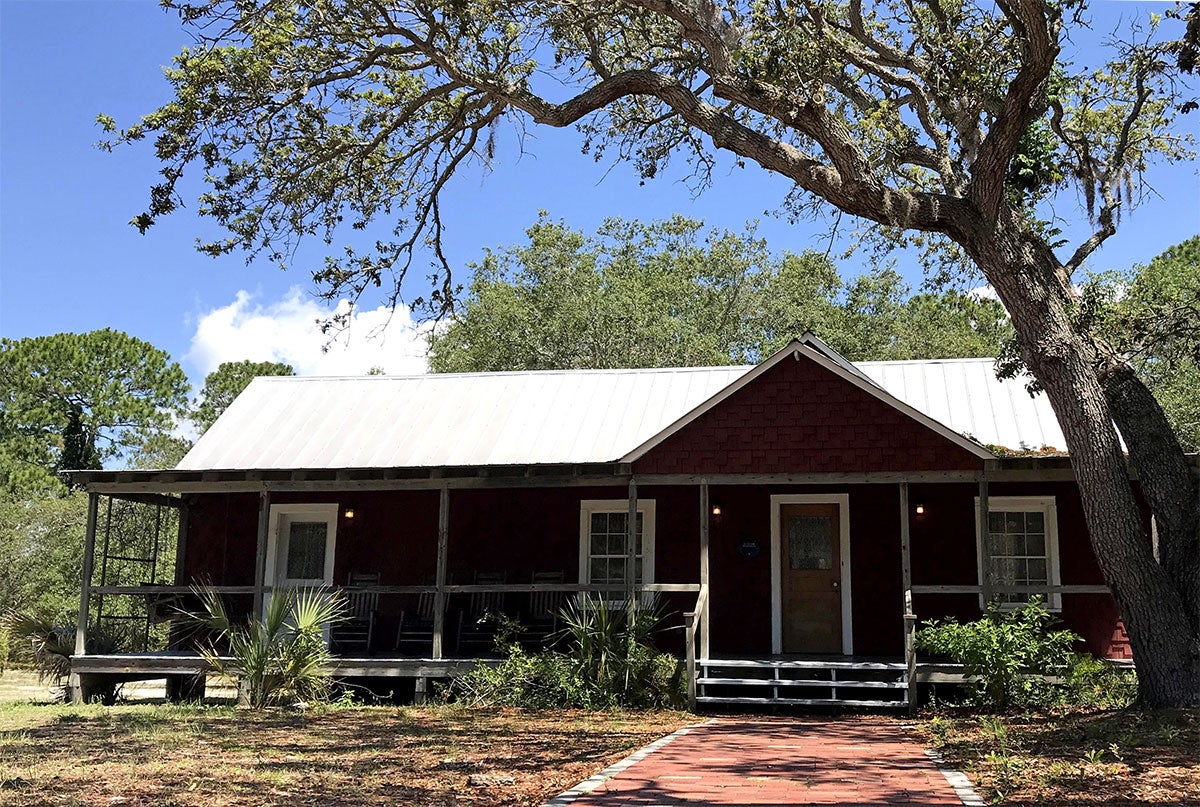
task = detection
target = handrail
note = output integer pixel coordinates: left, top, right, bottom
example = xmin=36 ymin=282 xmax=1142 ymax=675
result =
xmin=682 ymin=582 xmax=709 ymax=711
xmin=910 ymin=584 xmax=1110 ymax=595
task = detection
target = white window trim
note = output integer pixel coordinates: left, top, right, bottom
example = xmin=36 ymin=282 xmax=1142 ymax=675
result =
xmin=578 ymin=499 xmax=656 ymax=589
xmin=769 ymin=494 xmax=853 ymax=656
xmin=974 ymin=495 xmax=1061 ymax=610
xmin=264 ymin=503 xmax=339 ymax=592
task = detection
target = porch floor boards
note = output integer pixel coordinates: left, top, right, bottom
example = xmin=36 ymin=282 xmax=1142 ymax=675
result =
xmin=72 ymin=653 xmax=935 ymax=709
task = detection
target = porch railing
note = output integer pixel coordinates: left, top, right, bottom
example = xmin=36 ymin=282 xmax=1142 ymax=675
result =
xmin=683 ymin=583 xmax=709 ymax=710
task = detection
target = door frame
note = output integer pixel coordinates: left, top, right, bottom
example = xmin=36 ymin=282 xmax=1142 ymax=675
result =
xmin=770 ymin=493 xmax=853 ymax=655
xmin=264 ymin=502 xmax=339 ymax=596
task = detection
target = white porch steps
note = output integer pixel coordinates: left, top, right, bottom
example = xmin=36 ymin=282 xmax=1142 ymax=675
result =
xmin=696 ymin=658 xmax=910 ymax=709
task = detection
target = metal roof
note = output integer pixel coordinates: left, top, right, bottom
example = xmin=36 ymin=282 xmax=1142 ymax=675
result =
xmin=177 ymin=353 xmax=1065 ymax=472
xmin=856 ymin=358 xmax=1066 ymax=452
xmin=178 ymin=366 xmax=750 ymax=471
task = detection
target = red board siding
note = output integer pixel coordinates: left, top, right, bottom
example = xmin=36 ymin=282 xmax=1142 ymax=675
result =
xmin=180 ymin=480 xmax=1129 ymax=659
xmin=633 ymin=353 xmax=983 ymax=475
xmin=704 ymin=485 xmax=904 ymax=657
xmin=907 ymin=481 xmax=1128 ymax=659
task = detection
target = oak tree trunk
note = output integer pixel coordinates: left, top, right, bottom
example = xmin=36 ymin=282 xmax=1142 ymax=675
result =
xmin=1102 ymin=364 xmax=1200 ymax=630
xmin=959 ymin=215 xmax=1200 ymax=707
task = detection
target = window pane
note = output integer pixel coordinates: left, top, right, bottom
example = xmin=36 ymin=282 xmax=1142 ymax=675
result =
xmin=1015 ymin=558 xmax=1031 ymax=584
xmin=1027 ymin=511 xmax=1045 ymax=532
xmin=1026 ymin=533 xmax=1046 ymax=556
xmin=1004 ymin=512 xmax=1024 ymax=533
xmin=1027 ymin=558 xmax=1048 ymax=583
xmin=992 ymin=557 xmax=1018 ymax=584
xmin=988 ymin=512 xmax=1006 ymax=533
xmin=590 ymin=532 xmax=608 ymax=556
xmin=590 ymin=557 xmax=608 ymax=583
xmin=286 ymin=522 xmax=327 ymax=580
xmin=788 ymin=516 xmax=833 ymax=570
xmin=607 ymin=561 xmax=625 ymax=583
xmin=609 ymin=533 xmax=626 ymax=556
xmin=609 ymin=512 xmax=627 ymax=535
xmin=591 ymin=512 xmax=606 ymax=534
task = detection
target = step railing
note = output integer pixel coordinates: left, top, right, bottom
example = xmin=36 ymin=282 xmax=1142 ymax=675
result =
xmin=696 ymin=658 xmax=910 ymax=708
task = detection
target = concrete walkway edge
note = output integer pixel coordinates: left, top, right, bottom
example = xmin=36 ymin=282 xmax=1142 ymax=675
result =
xmin=923 ymin=748 xmax=986 ymax=807
xmin=544 ymin=721 xmax=715 ymax=806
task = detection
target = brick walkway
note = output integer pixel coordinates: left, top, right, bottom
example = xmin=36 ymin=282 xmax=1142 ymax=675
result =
xmin=563 ymin=717 xmax=970 ymax=806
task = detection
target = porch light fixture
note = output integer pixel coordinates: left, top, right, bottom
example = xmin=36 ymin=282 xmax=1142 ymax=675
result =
xmin=710 ymin=504 xmax=722 ymax=517
xmin=915 ymin=504 xmax=926 ymax=516
xmin=343 ymin=507 xmax=356 ymax=519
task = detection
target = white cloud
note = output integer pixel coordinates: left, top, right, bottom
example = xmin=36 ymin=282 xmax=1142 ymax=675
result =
xmin=186 ymin=288 xmax=431 ymax=378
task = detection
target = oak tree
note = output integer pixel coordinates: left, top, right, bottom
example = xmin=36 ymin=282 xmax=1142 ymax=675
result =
xmin=429 ymin=213 xmax=1010 ymax=370
xmin=110 ymin=1 xmax=1199 ymax=704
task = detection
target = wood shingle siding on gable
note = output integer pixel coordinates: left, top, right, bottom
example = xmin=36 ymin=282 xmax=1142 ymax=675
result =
xmin=633 ymin=352 xmax=984 ymax=475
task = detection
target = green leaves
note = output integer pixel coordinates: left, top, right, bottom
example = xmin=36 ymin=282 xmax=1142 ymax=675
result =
xmin=917 ymin=597 xmax=1082 ymax=709
xmin=1084 ymin=237 xmax=1200 ymax=451
xmin=0 ymin=329 xmax=190 ymax=490
xmin=189 ymin=585 xmax=348 ymax=709
xmin=193 ymin=360 xmax=295 ymax=435
xmin=428 ymin=214 xmax=1014 ymax=371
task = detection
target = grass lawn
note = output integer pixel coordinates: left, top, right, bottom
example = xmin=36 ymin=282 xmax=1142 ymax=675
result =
xmin=913 ymin=707 xmax=1200 ymax=805
xmin=0 ymin=702 xmax=693 ymax=806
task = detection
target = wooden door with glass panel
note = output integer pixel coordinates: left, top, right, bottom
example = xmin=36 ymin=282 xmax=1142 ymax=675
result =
xmin=273 ymin=509 xmax=337 ymax=591
xmin=780 ymin=503 xmax=842 ymax=654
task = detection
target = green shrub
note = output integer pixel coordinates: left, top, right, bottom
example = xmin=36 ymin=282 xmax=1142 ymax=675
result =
xmin=0 ymin=611 xmax=122 ymax=701
xmin=452 ymin=597 xmax=684 ymax=709
xmin=1063 ymin=653 xmax=1138 ymax=709
xmin=916 ymin=597 xmax=1080 ymax=709
xmin=189 ymin=585 xmax=347 ymax=709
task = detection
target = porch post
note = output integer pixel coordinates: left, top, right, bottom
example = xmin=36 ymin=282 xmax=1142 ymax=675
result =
xmin=625 ymin=478 xmax=638 ymax=608
xmin=252 ymin=491 xmax=271 ymax=617
xmin=69 ymin=492 xmax=101 ymax=704
xmin=432 ymin=486 xmax=449 ymax=659
xmin=173 ymin=498 xmax=190 ymax=586
xmin=698 ymin=479 xmax=710 ymax=660
xmin=898 ymin=482 xmax=916 ymax=714
xmin=978 ymin=473 xmax=993 ymax=605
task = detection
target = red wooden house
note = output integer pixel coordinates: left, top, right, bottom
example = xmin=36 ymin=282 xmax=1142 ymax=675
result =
xmin=68 ymin=336 xmax=1161 ymax=707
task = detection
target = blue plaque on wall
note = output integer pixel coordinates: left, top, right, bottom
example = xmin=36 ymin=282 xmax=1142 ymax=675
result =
xmin=737 ymin=538 xmax=761 ymax=558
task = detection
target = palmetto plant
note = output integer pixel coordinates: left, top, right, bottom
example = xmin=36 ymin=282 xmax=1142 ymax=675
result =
xmin=190 ymin=585 xmax=347 ymax=709
xmin=1 ymin=612 xmax=75 ymax=683
xmin=555 ymin=596 xmax=673 ymax=703
xmin=0 ymin=611 xmax=122 ymax=701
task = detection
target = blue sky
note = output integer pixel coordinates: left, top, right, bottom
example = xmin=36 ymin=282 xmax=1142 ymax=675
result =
xmin=1 ymin=1 xmax=1197 ymax=386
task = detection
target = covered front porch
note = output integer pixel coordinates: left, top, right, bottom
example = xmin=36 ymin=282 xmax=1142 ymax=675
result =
xmin=67 ymin=459 xmax=1114 ymax=708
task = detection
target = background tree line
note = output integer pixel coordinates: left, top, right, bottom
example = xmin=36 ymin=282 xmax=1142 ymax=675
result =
xmin=0 ymin=222 xmax=1194 ymax=660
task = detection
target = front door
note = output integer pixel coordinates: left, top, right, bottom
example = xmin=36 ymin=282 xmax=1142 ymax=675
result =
xmin=265 ymin=504 xmax=338 ymax=616
xmin=779 ymin=503 xmax=842 ymax=653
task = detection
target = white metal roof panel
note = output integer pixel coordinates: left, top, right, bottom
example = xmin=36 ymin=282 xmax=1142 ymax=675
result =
xmin=177 ymin=355 xmax=1067 ymax=471
xmin=856 ymin=358 xmax=1065 ymax=451
xmin=177 ymin=367 xmax=752 ymax=471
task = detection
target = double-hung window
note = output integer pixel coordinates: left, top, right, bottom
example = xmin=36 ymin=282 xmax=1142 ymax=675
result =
xmin=975 ymin=496 xmax=1061 ymax=609
xmin=578 ymin=499 xmax=656 ymax=594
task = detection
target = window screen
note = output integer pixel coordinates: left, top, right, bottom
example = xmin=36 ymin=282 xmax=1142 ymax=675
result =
xmin=787 ymin=515 xmax=833 ymax=570
xmin=285 ymin=521 xmax=328 ymax=580
xmin=587 ymin=511 xmax=644 ymax=584
xmin=986 ymin=510 xmax=1049 ymax=604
